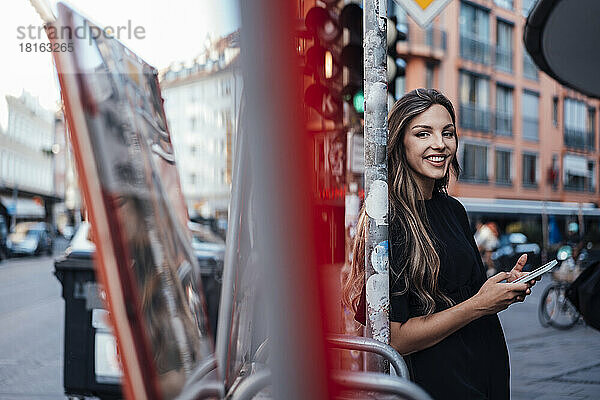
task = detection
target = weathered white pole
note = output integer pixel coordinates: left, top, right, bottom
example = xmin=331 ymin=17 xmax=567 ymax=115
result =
xmin=363 ymin=0 xmax=390 ymax=373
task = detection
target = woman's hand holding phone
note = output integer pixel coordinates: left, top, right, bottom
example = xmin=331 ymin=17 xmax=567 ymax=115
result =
xmin=471 ymin=272 xmax=530 ymax=315
xmin=506 ymin=254 xmax=541 ymax=286
xmin=471 ymin=255 xmax=536 ymax=316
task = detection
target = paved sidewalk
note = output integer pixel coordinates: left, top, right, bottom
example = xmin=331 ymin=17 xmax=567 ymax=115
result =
xmin=499 ymin=276 xmax=600 ymax=400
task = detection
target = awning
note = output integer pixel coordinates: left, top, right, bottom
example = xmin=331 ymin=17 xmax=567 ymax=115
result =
xmin=0 ymin=196 xmax=45 ymax=219
xmin=523 ymin=0 xmax=600 ymax=98
xmin=563 ymin=154 xmax=588 ymax=177
xmin=458 ymin=197 xmax=600 ymax=217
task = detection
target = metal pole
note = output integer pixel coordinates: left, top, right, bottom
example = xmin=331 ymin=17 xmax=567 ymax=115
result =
xmin=239 ymin=0 xmax=330 ymax=397
xmin=363 ymin=0 xmax=389 ymax=373
xmin=541 ymin=202 xmax=548 ymax=263
xmin=11 ymin=186 xmax=18 ymax=230
xmin=578 ymin=203 xmax=584 ymax=238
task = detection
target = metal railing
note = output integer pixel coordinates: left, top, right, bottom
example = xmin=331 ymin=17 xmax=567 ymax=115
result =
xmin=459 ymin=174 xmax=489 ymax=184
xmin=326 ymin=334 xmax=409 ymax=379
xmin=495 ymin=46 xmax=512 ymax=73
xmin=495 ymin=111 xmax=513 ymax=136
xmin=425 ymin=27 xmax=447 ymax=52
xmin=459 ymin=103 xmax=492 ymax=132
xmin=564 ymin=181 xmax=587 ymax=192
xmin=564 ymin=127 xmax=596 ymax=151
xmin=402 ymin=25 xmax=447 ymax=54
xmin=495 ymin=176 xmax=512 ymax=186
xmin=460 ymin=35 xmax=492 ymax=65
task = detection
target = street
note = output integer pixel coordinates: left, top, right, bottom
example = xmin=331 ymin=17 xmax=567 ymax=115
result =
xmin=1 ymin=251 xmax=599 ymax=399
xmin=0 ymin=255 xmax=64 ymax=399
xmin=500 ymin=275 xmax=600 ymax=400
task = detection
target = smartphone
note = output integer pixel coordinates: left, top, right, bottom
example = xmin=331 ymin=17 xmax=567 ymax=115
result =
xmin=511 ymin=259 xmax=558 ymax=284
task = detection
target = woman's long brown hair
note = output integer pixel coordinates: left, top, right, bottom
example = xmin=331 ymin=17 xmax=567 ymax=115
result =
xmin=342 ymin=88 xmax=461 ymax=317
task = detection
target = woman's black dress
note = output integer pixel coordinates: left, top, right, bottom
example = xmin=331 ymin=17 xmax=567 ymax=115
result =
xmin=356 ymin=192 xmax=510 ymax=400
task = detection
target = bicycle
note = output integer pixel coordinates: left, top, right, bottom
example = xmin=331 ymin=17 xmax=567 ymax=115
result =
xmin=538 ymin=279 xmax=581 ymax=329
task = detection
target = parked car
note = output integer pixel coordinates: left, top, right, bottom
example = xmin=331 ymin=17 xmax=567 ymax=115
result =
xmin=0 ymin=215 xmax=8 ymax=261
xmin=63 ymin=221 xmax=224 ymax=341
xmin=491 ymin=233 xmax=541 ymax=272
xmin=187 ymin=221 xmax=225 ymax=336
xmin=7 ymin=222 xmax=54 ymax=257
xmin=61 ymin=225 xmax=75 ymax=241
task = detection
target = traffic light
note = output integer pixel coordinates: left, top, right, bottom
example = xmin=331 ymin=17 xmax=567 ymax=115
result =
xmin=387 ymin=16 xmax=407 ymax=105
xmin=304 ymin=82 xmax=343 ymax=121
xmin=340 ymin=3 xmax=364 ymax=116
xmin=303 ymin=3 xmax=343 ymax=123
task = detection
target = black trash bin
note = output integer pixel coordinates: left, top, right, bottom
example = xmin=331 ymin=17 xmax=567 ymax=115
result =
xmin=54 ymin=223 xmax=122 ymax=400
xmin=54 ymin=222 xmax=224 ymax=398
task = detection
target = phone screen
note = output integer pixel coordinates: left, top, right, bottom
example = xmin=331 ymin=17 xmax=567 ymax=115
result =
xmin=512 ymin=260 xmax=558 ymax=284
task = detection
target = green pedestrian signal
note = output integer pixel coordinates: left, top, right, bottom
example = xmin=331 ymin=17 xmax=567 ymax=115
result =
xmin=353 ymin=90 xmax=364 ymax=114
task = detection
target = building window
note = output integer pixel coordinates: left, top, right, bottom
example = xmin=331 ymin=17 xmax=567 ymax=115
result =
xmin=563 ymin=154 xmax=591 ymax=191
xmin=425 ymin=26 xmax=447 ymax=51
xmin=552 ymin=96 xmax=559 ymax=127
xmin=522 ymin=153 xmax=537 ymax=187
xmin=460 ymin=2 xmax=491 ymax=65
xmin=564 ymin=98 xmax=594 ymax=151
xmin=461 ymin=143 xmax=488 ymax=183
xmin=587 ymin=107 xmax=596 ymax=151
xmin=523 ymin=48 xmax=538 ymax=80
xmin=551 ymin=154 xmax=559 ymax=190
xmin=522 ymin=91 xmax=539 ymax=141
xmin=459 ymin=71 xmax=491 ymax=132
xmin=425 ymin=63 xmax=435 ymax=89
xmin=395 ymin=75 xmax=406 ymax=100
xmin=495 ymin=85 xmax=513 ymax=136
xmin=495 ymin=149 xmax=512 ymax=185
xmin=495 ymin=20 xmax=513 ymax=73
xmin=494 ymin=0 xmax=513 ymax=10
xmin=522 ymin=0 xmax=536 ymax=16
xmin=588 ymin=161 xmax=596 ymax=192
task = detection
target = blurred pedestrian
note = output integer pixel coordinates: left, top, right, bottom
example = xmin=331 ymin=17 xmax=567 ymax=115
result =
xmin=475 ymin=220 xmax=500 ymax=277
xmin=343 ymin=89 xmax=538 ymax=400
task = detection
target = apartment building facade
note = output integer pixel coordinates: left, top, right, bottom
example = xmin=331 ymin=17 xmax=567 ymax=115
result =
xmin=160 ymin=32 xmax=242 ymax=219
xmin=0 ymin=91 xmax=62 ymax=225
xmin=393 ymin=0 xmax=599 ymax=205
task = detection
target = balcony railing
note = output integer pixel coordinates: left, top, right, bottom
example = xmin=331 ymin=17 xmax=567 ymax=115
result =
xmin=398 ymin=26 xmax=447 ymax=59
xmin=522 ymin=116 xmax=539 ymax=141
xmin=495 ymin=176 xmax=512 ymax=186
xmin=564 ymin=127 xmax=596 ymax=151
xmin=459 ymin=104 xmax=492 ymax=132
xmin=460 ymin=35 xmax=492 ymax=65
xmin=460 ymin=175 xmax=489 ymax=184
xmin=564 ymin=182 xmax=587 ymax=192
xmin=425 ymin=27 xmax=447 ymax=51
xmin=495 ymin=111 xmax=513 ymax=136
xmin=495 ymin=46 xmax=513 ymax=73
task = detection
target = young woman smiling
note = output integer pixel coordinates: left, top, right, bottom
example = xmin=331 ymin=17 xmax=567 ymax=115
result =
xmin=343 ymin=89 xmax=538 ymax=400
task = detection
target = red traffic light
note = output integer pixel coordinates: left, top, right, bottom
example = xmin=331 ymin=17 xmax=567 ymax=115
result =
xmin=305 ymin=7 xmax=341 ymax=44
xmin=304 ymin=83 xmax=343 ymax=121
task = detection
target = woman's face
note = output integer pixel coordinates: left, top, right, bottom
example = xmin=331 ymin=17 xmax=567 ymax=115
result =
xmin=402 ymin=104 xmax=457 ymax=192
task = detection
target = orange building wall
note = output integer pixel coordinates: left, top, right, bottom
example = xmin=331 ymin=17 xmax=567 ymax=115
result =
xmin=400 ymin=0 xmax=600 ymax=205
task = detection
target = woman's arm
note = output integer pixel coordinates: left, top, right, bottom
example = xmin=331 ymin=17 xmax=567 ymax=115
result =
xmin=390 ymin=271 xmax=531 ymax=355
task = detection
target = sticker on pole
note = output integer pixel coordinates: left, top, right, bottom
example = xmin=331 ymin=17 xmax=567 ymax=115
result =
xmin=393 ymin=0 xmax=451 ymax=28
